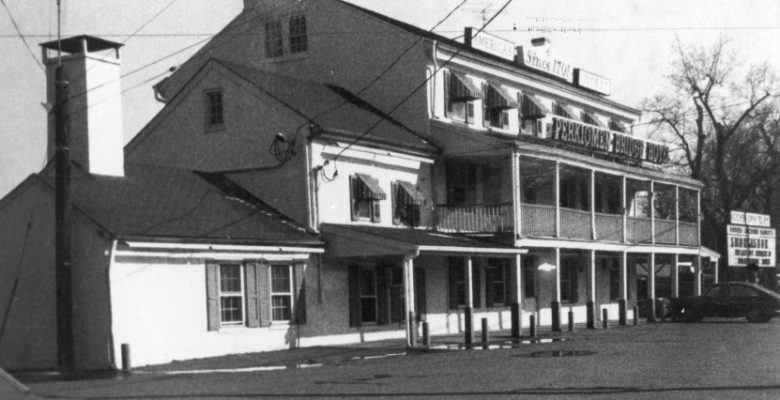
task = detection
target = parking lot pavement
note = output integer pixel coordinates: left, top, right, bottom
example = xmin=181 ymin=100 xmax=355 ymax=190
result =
xmin=17 ymin=320 xmax=780 ymax=399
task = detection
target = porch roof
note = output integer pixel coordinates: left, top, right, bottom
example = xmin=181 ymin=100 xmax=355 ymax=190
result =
xmin=321 ymin=223 xmax=527 ymax=258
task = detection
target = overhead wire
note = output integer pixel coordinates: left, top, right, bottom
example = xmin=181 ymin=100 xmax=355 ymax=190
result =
xmin=1 ymin=0 xmax=45 ymax=72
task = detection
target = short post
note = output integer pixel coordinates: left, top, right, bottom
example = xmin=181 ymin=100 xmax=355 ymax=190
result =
xmin=647 ymin=298 xmax=657 ymax=323
xmin=121 ymin=343 xmax=131 ymax=372
xmin=529 ymin=314 xmax=537 ymax=338
xmin=551 ymin=301 xmax=561 ymax=332
xmin=409 ymin=312 xmax=417 ymax=347
xmin=464 ymin=307 xmax=473 ymax=349
xmin=602 ymin=308 xmax=608 ymax=329
xmin=422 ymin=321 xmax=430 ymax=348
xmin=481 ymin=318 xmax=489 ymax=350
xmin=618 ymin=299 xmax=627 ymax=326
xmin=632 ymin=306 xmax=639 ymax=326
xmin=586 ymin=301 xmax=595 ymax=329
xmin=568 ymin=308 xmax=574 ymax=332
xmin=510 ymin=302 xmax=521 ymax=338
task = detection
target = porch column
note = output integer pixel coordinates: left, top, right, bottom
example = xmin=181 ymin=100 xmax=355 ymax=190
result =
xmin=464 ymin=256 xmax=474 ymax=346
xmin=713 ymin=260 xmax=719 ymax=284
xmin=675 ymin=186 xmax=680 ymax=245
xmin=696 ymin=190 xmax=702 ymax=246
xmin=587 ymin=250 xmax=596 ymax=329
xmin=695 ymin=256 xmax=702 ymax=295
xmin=619 ymin=251 xmax=628 ymax=325
xmin=590 ymin=170 xmax=596 ymax=240
xmin=555 ymin=161 xmax=561 ymax=238
xmin=671 ymin=254 xmax=680 ymax=298
xmin=512 ymin=153 xmax=522 ymax=239
xmin=648 ymin=253 xmax=657 ymax=322
xmin=403 ymin=256 xmax=416 ymax=348
xmin=650 ymin=180 xmax=656 ymax=244
xmin=622 ymin=175 xmax=627 ymax=243
xmin=510 ymin=253 xmax=523 ymax=338
xmin=552 ymin=248 xmax=562 ymax=331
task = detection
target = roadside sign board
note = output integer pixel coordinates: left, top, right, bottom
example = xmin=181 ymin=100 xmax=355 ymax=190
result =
xmin=726 ymin=224 xmax=776 ymax=267
xmin=730 ymin=211 xmax=771 ymax=227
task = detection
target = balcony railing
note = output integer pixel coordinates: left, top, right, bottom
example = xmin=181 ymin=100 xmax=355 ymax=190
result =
xmin=654 ymin=218 xmax=677 ymax=244
xmin=559 ymin=208 xmax=591 ymax=239
xmin=595 ymin=212 xmax=623 ymax=242
xmin=520 ymin=203 xmax=555 ymax=236
xmin=433 ymin=203 xmax=513 ymax=233
xmin=627 ymin=216 xmax=652 ymax=244
xmin=679 ymin=221 xmax=699 ymax=246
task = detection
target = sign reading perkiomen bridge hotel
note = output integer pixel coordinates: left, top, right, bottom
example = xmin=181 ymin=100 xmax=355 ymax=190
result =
xmin=551 ymin=116 xmax=670 ymax=164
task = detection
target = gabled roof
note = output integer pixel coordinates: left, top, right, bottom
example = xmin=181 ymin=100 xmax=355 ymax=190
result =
xmin=213 ymin=59 xmax=439 ymax=154
xmin=36 ymin=163 xmax=322 ymax=246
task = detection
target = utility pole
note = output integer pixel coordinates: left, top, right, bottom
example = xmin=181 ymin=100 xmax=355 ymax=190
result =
xmin=54 ymin=0 xmax=75 ymax=373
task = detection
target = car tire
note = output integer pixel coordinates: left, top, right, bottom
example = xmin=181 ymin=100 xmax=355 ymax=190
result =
xmin=746 ymin=309 xmax=772 ymax=323
xmin=679 ymin=306 xmax=702 ymax=323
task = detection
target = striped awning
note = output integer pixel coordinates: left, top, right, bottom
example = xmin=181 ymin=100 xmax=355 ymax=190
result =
xmin=484 ymin=83 xmax=518 ymax=109
xmin=449 ymin=72 xmax=481 ymax=101
xmin=396 ymin=181 xmax=425 ymax=206
xmin=609 ymin=119 xmax=628 ymax=133
xmin=353 ymin=173 xmax=386 ymax=200
xmin=520 ymin=93 xmax=550 ymax=119
xmin=581 ymin=110 xmax=606 ymax=127
xmin=554 ymin=103 xmax=579 ymax=120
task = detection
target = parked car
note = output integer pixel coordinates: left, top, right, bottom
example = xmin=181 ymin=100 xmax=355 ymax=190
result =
xmin=670 ymin=282 xmax=780 ymax=323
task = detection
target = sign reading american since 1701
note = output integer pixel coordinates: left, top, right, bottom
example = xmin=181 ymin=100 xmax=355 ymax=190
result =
xmin=464 ymin=28 xmax=516 ymax=61
xmin=551 ymin=116 xmax=670 ymax=164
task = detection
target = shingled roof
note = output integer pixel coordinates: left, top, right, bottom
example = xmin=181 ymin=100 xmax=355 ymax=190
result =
xmin=37 ymin=163 xmax=321 ymax=246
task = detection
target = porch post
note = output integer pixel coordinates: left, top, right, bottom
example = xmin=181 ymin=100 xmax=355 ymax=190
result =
xmin=650 ymin=180 xmax=656 ymax=244
xmin=510 ymin=253 xmax=523 ymax=338
xmin=587 ymin=250 xmax=596 ymax=329
xmin=464 ymin=256 xmax=474 ymax=346
xmin=619 ymin=251 xmax=628 ymax=325
xmin=713 ymin=259 xmax=719 ymax=284
xmin=622 ymin=176 xmax=627 ymax=243
xmin=671 ymin=254 xmax=679 ymax=298
xmin=696 ymin=189 xmax=701 ymax=246
xmin=552 ymin=248 xmax=561 ymax=331
xmin=512 ymin=153 xmax=522 ymax=240
xmin=555 ymin=161 xmax=560 ymax=238
xmin=675 ymin=185 xmax=680 ymax=245
xmin=648 ymin=253 xmax=657 ymax=322
xmin=695 ymin=256 xmax=702 ymax=295
xmin=403 ymin=256 xmax=416 ymax=348
xmin=590 ymin=170 xmax=596 ymax=240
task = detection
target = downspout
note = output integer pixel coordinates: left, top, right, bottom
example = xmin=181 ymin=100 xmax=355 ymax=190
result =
xmin=104 ymin=238 xmax=119 ymax=369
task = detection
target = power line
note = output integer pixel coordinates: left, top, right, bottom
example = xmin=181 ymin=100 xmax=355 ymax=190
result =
xmin=0 ymin=0 xmax=45 ymax=72
xmin=333 ymin=0 xmax=515 ymax=162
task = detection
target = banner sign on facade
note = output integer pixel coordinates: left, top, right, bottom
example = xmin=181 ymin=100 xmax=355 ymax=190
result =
xmin=573 ymin=68 xmax=611 ymax=96
xmin=516 ymin=46 xmax=573 ymax=83
xmin=726 ymin=224 xmax=776 ymax=267
xmin=464 ymin=28 xmax=516 ymax=61
xmin=730 ymin=211 xmax=771 ymax=227
xmin=551 ymin=116 xmax=670 ymax=164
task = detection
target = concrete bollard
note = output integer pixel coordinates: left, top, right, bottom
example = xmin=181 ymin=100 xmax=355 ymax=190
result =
xmin=529 ymin=314 xmax=537 ymax=338
xmin=464 ymin=307 xmax=473 ymax=349
xmin=551 ymin=301 xmax=561 ymax=332
xmin=510 ymin=302 xmax=521 ymax=338
xmin=633 ymin=306 xmax=639 ymax=326
xmin=586 ymin=301 xmax=595 ymax=329
xmin=602 ymin=308 xmax=608 ymax=329
xmin=481 ymin=318 xmax=489 ymax=350
xmin=568 ymin=308 xmax=574 ymax=332
xmin=409 ymin=311 xmax=417 ymax=347
xmin=618 ymin=299 xmax=627 ymax=326
xmin=422 ymin=321 xmax=430 ymax=348
xmin=121 ymin=343 xmax=131 ymax=372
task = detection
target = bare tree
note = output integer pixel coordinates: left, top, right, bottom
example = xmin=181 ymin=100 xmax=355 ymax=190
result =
xmin=642 ymin=38 xmax=779 ymax=281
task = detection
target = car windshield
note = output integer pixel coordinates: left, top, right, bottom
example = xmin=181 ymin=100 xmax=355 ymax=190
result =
xmin=704 ymin=285 xmax=724 ymax=298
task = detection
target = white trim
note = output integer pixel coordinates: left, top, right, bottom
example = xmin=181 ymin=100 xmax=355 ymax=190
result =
xmin=416 ymin=245 xmax=528 ymax=255
xmin=114 ymin=251 xmax=312 ymax=261
xmin=122 ymin=241 xmax=324 ymax=253
xmin=321 ymin=141 xmax=434 ymax=164
xmin=514 ymin=238 xmax=703 ymax=255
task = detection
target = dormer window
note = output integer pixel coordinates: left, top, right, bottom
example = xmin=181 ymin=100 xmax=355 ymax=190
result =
xmin=392 ymin=181 xmax=424 ymax=226
xmin=289 ymin=15 xmax=307 ymax=53
xmin=264 ymin=21 xmax=283 ymax=57
xmin=204 ymin=89 xmax=225 ymax=130
xmin=482 ymin=82 xmax=516 ymax=130
xmin=349 ymin=174 xmax=385 ymax=222
xmin=444 ymin=71 xmax=480 ymax=124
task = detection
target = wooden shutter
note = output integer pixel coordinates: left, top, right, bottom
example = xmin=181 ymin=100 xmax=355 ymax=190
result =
xmin=348 ymin=265 xmax=361 ymax=327
xmin=485 ymin=266 xmax=495 ymax=307
xmin=414 ymin=268 xmax=426 ymax=319
xmin=448 ymin=258 xmax=459 ymax=309
xmin=349 ymin=176 xmax=357 ymax=221
xmin=504 ymin=263 xmax=512 ymax=305
xmin=482 ymin=82 xmax=490 ymax=128
xmin=294 ymin=262 xmax=307 ymax=325
xmin=376 ymin=265 xmax=389 ymax=325
xmin=473 ymin=266 xmax=481 ymax=308
xmin=371 ymin=201 xmax=381 ymax=223
xmin=245 ymin=263 xmax=260 ymax=328
xmin=391 ymin=183 xmax=400 ymax=225
xmin=257 ymin=262 xmax=271 ymax=327
xmin=443 ymin=70 xmax=451 ymax=114
xmin=206 ymin=263 xmax=220 ymax=331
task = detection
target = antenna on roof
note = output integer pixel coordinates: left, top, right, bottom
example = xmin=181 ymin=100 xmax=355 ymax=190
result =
xmin=57 ymin=0 xmax=62 ymax=65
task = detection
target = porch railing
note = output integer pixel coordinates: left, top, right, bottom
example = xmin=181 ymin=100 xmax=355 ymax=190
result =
xmin=627 ymin=216 xmax=652 ymax=244
xmin=654 ymin=218 xmax=677 ymax=244
xmin=520 ymin=203 xmax=556 ymax=236
xmin=679 ymin=222 xmax=699 ymax=246
xmin=595 ymin=212 xmax=623 ymax=242
xmin=433 ymin=203 xmax=513 ymax=233
xmin=559 ymin=208 xmax=591 ymax=239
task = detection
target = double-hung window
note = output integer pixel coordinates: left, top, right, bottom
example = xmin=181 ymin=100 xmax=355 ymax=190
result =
xmin=218 ymin=264 xmax=244 ymax=325
xmin=204 ymin=89 xmax=225 ymax=130
xmin=289 ymin=14 xmax=307 ymax=53
xmin=350 ymin=174 xmax=385 ymax=222
xmin=264 ymin=21 xmax=283 ymax=57
xmin=271 ymin=265 xmax=293 ymax=322
xmin=392 ymin=181 xmax=423 ymax=226
xmin=485 ymin=258 xmax=509 ymax=306
xmin=482 ymin=83 xmax=515 ymax=130
xmin=444 ymin=71 xmax=480 ymax=124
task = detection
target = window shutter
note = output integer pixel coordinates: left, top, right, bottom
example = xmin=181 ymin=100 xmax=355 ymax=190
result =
xmin=473 ymin=267 xmax=481 ymax=308
xmin=206 ymin=263 xmax=220 ymax=331
xmin=504 ymin=263 xmax=512 ymax=305
xmin=349 ymin=176 xmax=358 ymax=221
xmin=391 ymin=183 xmax=400 ymax=225
xmin=371 ymin=201 xmax=381 ymax=223
xmin=448 ymin=259 xmax=459 ymax=309
xmin=245 ymin=263 xmax=260 ymax=328
xmin=257 ymin=262 xmax=271 ymax=327
xmin=482 ymin=82 xmax=490 ymax=128
xmin=414 ymin=268 xmax=426 ymax=319
xmin=348 ymin=265 xmax=361 ymax=327
xmin=294 ymin=262 xmax=307 ymax=325
xmin=485 ymin=267 xmax=495 ymax=307
xmin=443 ymin=70 xmax=451 ymax=114
xmin=571 ymin=267 xmax=579 ymax=304
xmin=376 ymin=265 xmax=389 ymax=325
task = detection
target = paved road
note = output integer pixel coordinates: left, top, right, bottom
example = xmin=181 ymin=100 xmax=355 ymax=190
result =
xmin=18 ymin=320 xmax=780 ymax=399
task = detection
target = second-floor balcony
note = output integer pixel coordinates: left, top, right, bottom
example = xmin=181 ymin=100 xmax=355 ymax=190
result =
xmin=432 ymin=203 xmax=513 ymax=233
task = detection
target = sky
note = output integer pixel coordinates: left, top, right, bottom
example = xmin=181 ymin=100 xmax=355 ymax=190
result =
xmin=1 ymin=0 xmax=779 ymax=197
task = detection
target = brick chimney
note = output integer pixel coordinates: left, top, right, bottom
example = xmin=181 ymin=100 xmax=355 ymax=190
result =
xmin=41 ymin=35 xmax=125 ymax=177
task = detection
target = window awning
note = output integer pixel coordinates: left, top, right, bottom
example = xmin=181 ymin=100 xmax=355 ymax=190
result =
xmin=396 ymin=181 xmax=425 ymax=206
xmin=555 ymin=103 xmax=579 ymax=120
xmin=520 ymin=93 xmax=550 ymax=119
xmin=484 ymin=83 xmax=518 ymax=109
xmin=609 ymin=119 xmax=629 ymax=133
xmin=581 ymin=110 xmax=606 ymax=128
xmin=449 ymin=72 xmax=481 ymax=101
xmin=354 ymin=173 xmax=386 ymax=200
